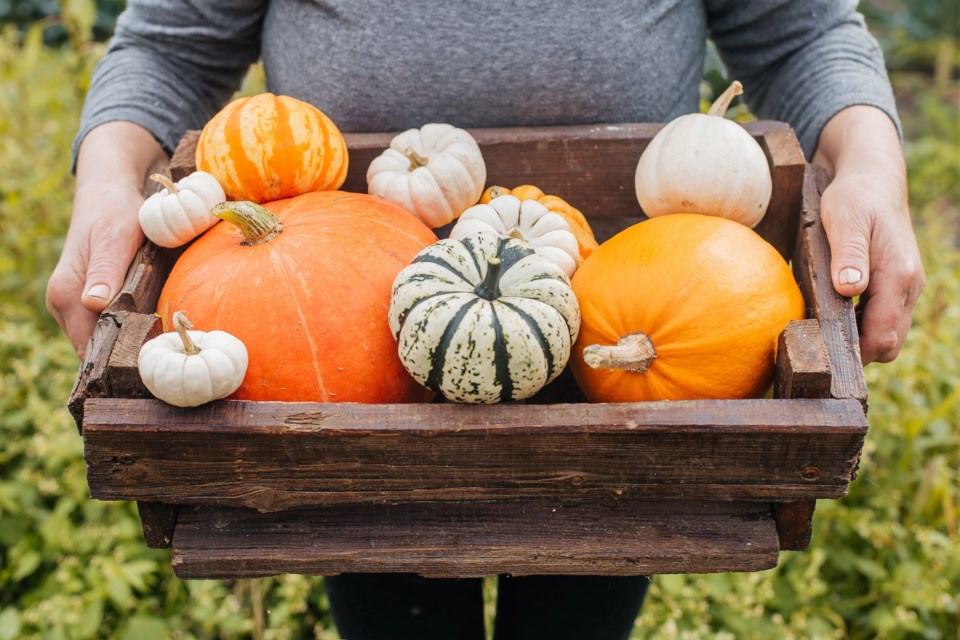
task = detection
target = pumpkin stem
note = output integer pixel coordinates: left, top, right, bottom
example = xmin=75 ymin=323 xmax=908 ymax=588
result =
xmin=487 ymin=185 xmax=509 ymax=200
xmin=212 ymin=201 xmax=283 ymax=245
xmin=475 ymin=257 xmax=503 ymax=300
xmin=583 ymin=332 xmax=656 ymax=374
xmin=707 ymin=80 xmax=743 ymax=117
xmin=173 ymin=310 xmax=201 ymax=356
xmin=405 ymin=147 xmax=429 ymax=170
xmin=150 ymin=173 xmax=178 ymax=194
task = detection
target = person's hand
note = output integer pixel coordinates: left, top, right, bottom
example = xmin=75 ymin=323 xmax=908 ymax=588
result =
xmin=813 ymin=106 xmax=925 ymax=364
xmin=46 ymin=123 xmax=168 ymax=359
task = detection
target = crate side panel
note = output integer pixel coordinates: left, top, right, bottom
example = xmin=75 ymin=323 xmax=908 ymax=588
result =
xmin=84 ymin=398 xmax=867 ymax=510
xmin=171 ymin=499 xmax=779 ymax=579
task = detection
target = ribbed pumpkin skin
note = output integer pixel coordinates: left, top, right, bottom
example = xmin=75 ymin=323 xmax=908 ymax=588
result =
xmin=157 ymin=191 xmax=436 ymax=403
xmin=389 ymin=234 xmax=581 ymax=404
xmin=481 ymin=185 xmax=599 ymax=260
xmin=570 ymin=214 xmax=805 ymax=402
xmin=196 ymin=93 xmax=348 ymax=203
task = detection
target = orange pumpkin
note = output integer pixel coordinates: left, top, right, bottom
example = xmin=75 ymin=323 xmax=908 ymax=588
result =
xmin=480 ymin=185 xmax=599 ymax=260
xmin=156 ymin=191 xmax=437 ymax=403
xmin=196 ymin=93 xmax=348 ymax=203
xmin=570 ymin=214 xmax=805 ymax=402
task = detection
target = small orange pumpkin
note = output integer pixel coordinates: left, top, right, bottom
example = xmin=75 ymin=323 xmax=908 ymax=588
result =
xmin=156 ymin=191 xmax=436 ymax=404
xmin=480 ymin=185 xmax=599 ymax=260
xmin=570 ymin=214 xmax=804 ymax=402
xmin=196 ymin=93 xmax=348 ymax=203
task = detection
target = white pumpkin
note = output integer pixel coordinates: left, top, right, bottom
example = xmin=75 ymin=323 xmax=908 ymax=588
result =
xmin=366 ymin=123 xmax=486 ymax=228
xmin=634 ymin=80 xmax=772 ymax=228
xmin=138 ymin=171 xmax=226 ymax=248
xmin=389 ymin=233 xmax=580 ymax=404
xmin=450 ymin=194 xmax=581 ymax=278
xmin=138 ymin=311 xmax=248 ymax=408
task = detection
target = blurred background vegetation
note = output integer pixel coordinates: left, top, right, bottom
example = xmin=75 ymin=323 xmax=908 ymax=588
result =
xmin=1 ymin=1 xmax=957 ymax=638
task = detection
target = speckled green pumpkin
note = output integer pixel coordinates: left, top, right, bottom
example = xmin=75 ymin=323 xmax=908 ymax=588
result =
xmin=388 ymin=233 xmax=581 ymax=404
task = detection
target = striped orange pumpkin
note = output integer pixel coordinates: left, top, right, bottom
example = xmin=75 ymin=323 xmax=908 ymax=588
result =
xmin=196 ymin=93 xmax=348 ymax=203
xmin=480 ymin=185 xmax=599 ymax=260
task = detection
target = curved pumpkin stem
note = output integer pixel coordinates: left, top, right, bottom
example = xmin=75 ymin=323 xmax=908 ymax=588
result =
xmin=173 ymin=310 xmax=200 ymax=356
xmin=583 ymin=332 xmax=656 ymax=374
xmin=212 ymin=201 xmax=283 ymax=245
xmin=150 ymin=173 xmax=178 ymax=194
xmin=405 ymin=147 xmax=429 ymax=170
xmin=487 ymin=185 xmax=509 ymax=200
xmin=707 ymin=80 xmax=743 ymax=117
xmin=475 ymin=257 xmax=503 ymax=301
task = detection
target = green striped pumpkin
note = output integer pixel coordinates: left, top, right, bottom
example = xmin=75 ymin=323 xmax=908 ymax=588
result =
xmin=388 ymin=233 xmax=581 ymax=404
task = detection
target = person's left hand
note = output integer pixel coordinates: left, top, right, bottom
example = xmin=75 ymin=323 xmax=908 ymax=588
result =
xmin=813 ymin=106 xmax=925 ymax=364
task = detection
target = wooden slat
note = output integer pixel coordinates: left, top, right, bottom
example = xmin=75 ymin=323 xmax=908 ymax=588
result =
xmin=774 ymin=319 xmax=832 ymax=401
xmin=793 ymin=167 xmax=868 ymax=408
xmin=104 ymin=242 xmax=184 ymax=316
xmin=752 ymin=125 xmax=807 ymax=260
xmin=137 ymin=502 xmax=179 ymax=549
xmin=69 ymin=311 xmax=126 ymax=431
xmin=83 ymin=398 xmax=867 ymax=511
xmin=170 ymin=499 xmax=779 ymax=579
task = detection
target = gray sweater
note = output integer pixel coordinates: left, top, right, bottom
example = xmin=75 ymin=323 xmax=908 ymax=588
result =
xmin=76 ymin=0 xmax=899 ymax=162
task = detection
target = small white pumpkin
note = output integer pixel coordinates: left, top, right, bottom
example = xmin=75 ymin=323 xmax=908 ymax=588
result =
xmin=450 ymin=194 xmax=581 ymax=278
xmin=389 ymin=233 xmax=580 ymax=404
xmin=634 ymin=81 xmax=772 ymax=228
xmin=366 ymin=123 xmax=486 ymax=228
xmin=138 ymin=171 xmax=226 ymax=248
xmin=138 ymin=311 xmax=248 ymax=407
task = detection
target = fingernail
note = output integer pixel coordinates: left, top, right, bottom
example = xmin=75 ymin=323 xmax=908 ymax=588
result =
xmin=839 ymin=268 xmax=862 ymax=285
xmin=86 ymin=284 xmax=111 ymax=300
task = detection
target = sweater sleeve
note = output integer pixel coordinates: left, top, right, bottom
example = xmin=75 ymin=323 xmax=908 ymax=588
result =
xmin=705 ymin=0 xmax=900 ymax=159
xmin=73 ymin=0 xmax=268 ymax=165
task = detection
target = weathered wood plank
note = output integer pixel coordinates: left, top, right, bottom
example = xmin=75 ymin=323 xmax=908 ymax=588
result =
xmin=83 ymin=398 xmax=867 ymax=511
xmin=68 ymin=311 xmax=126 ymax=432
xmin=104 ymin=242 xmax=184 ymax=316
xmin=773 ymin=500 xmax=817 ymax=552
xmin=107 ymin=313 xmax=162 ymax=399
xmin=793 ymin=166 xmax=868 ymax=408
xmin=171 ymin=499 xmax=779 ymax=579
xmin=753 ymin=125 xmax=807 ymax=260
xmin=774 ymin=319 xmax=832 ymax=401
xmin=137 ymin=502 xmax=179 ymax=549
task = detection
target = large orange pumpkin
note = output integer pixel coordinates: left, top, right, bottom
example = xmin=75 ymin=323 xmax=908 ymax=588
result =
xmin=196 ymin=93 xmax=348 ymax=203
xmin=480 ymin=185 xmax=599 ymax=260
xmin=570 ymin=214 xmax=805 ymax=402
xmin=156 ymin=191 xmax=437 ymax=403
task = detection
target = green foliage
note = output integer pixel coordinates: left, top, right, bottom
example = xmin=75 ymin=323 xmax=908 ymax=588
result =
xmin=1 ymin=1 xmax=957 ymax=638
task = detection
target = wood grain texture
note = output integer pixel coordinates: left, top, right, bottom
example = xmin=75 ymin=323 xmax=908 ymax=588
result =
xmin=69 ymin=311 xmax=125 ymax=431
xmin=774 ymin=319 xmax=832 ymax=401
xmin=170 ymin=499 xmax=779 ymax=579
xmin=137 ymin=502 xmax=178 ymax=548
xmin=105 ymin=241 xmax=185 ymax=316
xmin=773 ymin=500 xmax=817 ymax=552
xmin=83 ymin=398 xmax=867 ymax=511
xmin=793 ymin=166 xmax=868 ymax=408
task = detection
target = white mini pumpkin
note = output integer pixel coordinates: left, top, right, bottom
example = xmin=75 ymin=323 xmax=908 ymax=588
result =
xmin=138 ymin=311 xmax=248 ymax=407
xmin=634 ymin=81 xmax=772 ymax=228
xmin=389 ymin=233 xmax=580 ymax=404
xmin=366 ymin=123 xmax=486 ymax=228
xmin=450 ymin=194 xmax=581 ymax=278
xmin=138 ymin=171 xmax=226 ymax=248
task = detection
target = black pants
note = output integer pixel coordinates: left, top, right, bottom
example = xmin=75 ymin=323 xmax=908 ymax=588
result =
xmin=325 ymin=573 xmax=650 ymax=640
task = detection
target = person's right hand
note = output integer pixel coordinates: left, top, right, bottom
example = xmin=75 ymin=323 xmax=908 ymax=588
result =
xmin=46 ymin=123 xmax=168 ymax=359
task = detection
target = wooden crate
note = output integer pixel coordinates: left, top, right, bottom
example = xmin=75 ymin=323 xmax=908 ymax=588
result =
xmin=70 ymin=121 xmax=868 ymax=580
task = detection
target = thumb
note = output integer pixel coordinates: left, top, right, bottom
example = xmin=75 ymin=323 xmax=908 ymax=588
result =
xmin=81 ymin=236 xmax=132 ymax=313
xmin=820 ymin=184 xmax=872 ymax=299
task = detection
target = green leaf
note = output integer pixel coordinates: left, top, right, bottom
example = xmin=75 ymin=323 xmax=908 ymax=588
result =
xmin=12 ymin=549 xmax=41 ymax=581
xmin=120 ymin=616 xmax=168 ymax=640
xmin=106 ymin=576 xmax=133 ymax=609
xmin=0 ymin=608 xmax=21 ymax=640
xmin=77 ymin=598 xmax=103 ymax=640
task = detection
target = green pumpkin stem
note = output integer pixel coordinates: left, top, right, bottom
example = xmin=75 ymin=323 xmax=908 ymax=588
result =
xmin=150 ymin=173 xmax=178 ymax=194
xmin=405 ymin=147 xmax=429 ymax=170
xmin=582 ymin=332 xmax=656 ymax=374
xmin=173 ymin=310 xmax=200 ymax=356
xmin=212 ymin=201 xmax=283 ymax=245
xmin=475 ymin=257 xmax=503 ymax=301
xmin=707 ymin=80 xmax=743 ymax=117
